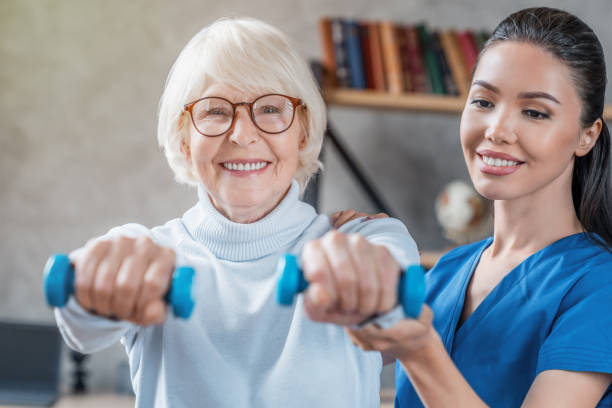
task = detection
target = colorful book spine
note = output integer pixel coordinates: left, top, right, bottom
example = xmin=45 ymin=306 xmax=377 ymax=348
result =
xmin=456 ymin=30 xmax=479 ymax=75
xmin=359 ymin=23 xmax=375 ymax=89
xmin=404 ymin=25 xmax=428 ymax=93
xmin=397 ymin=25 xmax=414 ymax=93
xmin=344 ymin=20 xmax=367 ymax=89
xmin=379 ymin=21 xmax=403 ymax=95
xmin=439 ymin=30 xmax=470 ymax=96
xmin=432 ymin=31 xmax=458 ymax=95
xmin=331 ymin=18 xmax=350 ymax=88
xmin=467 ymin=31 xmax=480 ymax=61
xmin=318 ymin=17 xmax=336 ymax=87
xmin=474 ymin=30 xmax=490 ymax=50
xmin=417 ymin=25 xmax=445 ymax=95
xmin=367 ymin=22 xmax=387 ymax=91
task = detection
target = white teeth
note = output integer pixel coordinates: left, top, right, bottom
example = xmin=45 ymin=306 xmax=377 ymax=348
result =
xmin=223 ymin=161 xmax=268 ymax=171
xmin=482 ymin=156 xmax=519 ymax=167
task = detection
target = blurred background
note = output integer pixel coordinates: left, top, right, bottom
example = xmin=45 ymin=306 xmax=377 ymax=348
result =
xmin=1 ymin=0 xmax=611 ymax=401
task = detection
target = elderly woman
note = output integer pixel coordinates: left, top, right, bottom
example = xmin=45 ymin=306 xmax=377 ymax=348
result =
xmin=54 ymin=17 xmax=418 ymax=408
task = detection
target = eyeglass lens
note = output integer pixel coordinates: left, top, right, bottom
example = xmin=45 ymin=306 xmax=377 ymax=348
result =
xmin=191 ymin=95 xmax=296 ymax=136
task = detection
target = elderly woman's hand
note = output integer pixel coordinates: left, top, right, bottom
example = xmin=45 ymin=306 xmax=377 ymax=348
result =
xmin=345 ymin=305 xmax=435 ymax=362
xmin=71 ymin=235 xmax=176 ymax=326
xmin=301 ymin=230 xmax=401 ymax=326
xmin=330 ymin=209 xmax=389 ymax=229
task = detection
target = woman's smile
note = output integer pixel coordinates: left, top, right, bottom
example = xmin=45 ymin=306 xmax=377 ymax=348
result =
xmin=220 ymin=159 xmax=271 ymax=176
xmin=476 ymin=150 xmax=525 ymax=176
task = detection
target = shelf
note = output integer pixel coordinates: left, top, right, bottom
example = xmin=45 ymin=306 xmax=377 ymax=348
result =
xmin=324 ymin=88 xmax=612 ymax=120
xmin=323 ymin=88 xmax=466 ymax=114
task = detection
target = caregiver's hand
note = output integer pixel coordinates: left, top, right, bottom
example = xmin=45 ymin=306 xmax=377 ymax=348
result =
xmin=302 ymin=230 xmax=401 ymax=326
xmin=330 ymin=209 xmax=388 ymax=229
xmin=346 ymin=305 xmax=435 ymax=361
xmin=70 ymin=235 xmax=176 ymax=326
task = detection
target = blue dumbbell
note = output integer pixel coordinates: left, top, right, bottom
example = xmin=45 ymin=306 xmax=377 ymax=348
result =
xmin=43 ymin=253 xmax=195 ymax=319
xmin=276 ymin=253 xmax=426 ymax=318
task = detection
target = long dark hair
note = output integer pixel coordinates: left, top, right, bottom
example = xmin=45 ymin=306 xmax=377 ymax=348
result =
xmin=480 ymin=7 xmax=612 ymax=251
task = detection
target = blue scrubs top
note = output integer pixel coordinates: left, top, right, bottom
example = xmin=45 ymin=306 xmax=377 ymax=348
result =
xmin=396 ymin=233 xmax=612 ymax=407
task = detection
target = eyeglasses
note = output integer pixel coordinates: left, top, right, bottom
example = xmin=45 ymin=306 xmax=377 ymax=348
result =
xmin=183 ymin=94 xmax=304 ymax=137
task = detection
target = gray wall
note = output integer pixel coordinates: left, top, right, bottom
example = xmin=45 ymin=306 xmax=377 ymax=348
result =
xmin=2 ymin=0 xmax=611 ymax=392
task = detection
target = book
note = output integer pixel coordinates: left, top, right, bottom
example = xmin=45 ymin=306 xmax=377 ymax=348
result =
xmin=431 ymin=31 xmax=457 ymax=95
xmin=360 ymin=23 xmax=375 ymax=89
xmin=404 ymin=25 xmax=428 ymax=93
xmin=379 ymin=21 xmax=404 ymax=95
xmin=456 ymin=30 xmax=479 ymax=75
xmin=417 ymin=25 xmax=445 ymax=95
xmin=467 ymin=31 xmax=481 ymax=61
xmin=439 ymin=30 xmax=470 ymax=96
xmin=318 ymin=18 xmax=336 ymax=87
xmin=367 ymin=22 xmax=387 ymax=91
xmin=344 ymin=20 xmax=367 ymax=89
xmin=397 ymin=25 xmax=414 ymax=92
xmin=331 ymin=18 xmax=350 ymax=88
xmin=474 ymin=30 xmax=490 ymax=51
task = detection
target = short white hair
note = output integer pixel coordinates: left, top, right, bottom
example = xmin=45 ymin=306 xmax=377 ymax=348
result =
xmin=157 ymin=17 xmax=326 ymax=192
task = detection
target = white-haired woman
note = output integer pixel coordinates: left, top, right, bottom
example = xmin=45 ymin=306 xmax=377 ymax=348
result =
xmin=54 ymin=17 xmax=419 ymax=407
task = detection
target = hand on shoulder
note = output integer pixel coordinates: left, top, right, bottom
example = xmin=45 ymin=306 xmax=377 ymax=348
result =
xmin=330 ymin=209 xmax=389 ymax=229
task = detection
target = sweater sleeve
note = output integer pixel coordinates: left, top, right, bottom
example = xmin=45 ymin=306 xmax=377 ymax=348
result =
xmin=53 ymin=223 xmax=157 ymax=354
xmin=337 ymin=217 xmax=420 ymax=269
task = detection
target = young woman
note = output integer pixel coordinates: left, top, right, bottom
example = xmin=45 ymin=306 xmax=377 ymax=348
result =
xmin=338 ymin=7 xmax=612 ymax=407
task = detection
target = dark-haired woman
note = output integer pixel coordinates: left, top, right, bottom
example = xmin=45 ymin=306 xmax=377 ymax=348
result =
xmin=339 ymin=7 xmax=612 ymax=407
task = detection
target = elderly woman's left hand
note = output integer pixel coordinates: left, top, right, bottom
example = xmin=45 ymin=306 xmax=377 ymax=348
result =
xmin=301 ymin=230 xmax=401 ymax=326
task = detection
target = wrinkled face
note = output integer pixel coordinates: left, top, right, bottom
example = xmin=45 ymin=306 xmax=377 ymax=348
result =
xmin=183 ymin=83 xmax=305 ymax=222
xmin=460 ymin=41 xmax=588 ymax=202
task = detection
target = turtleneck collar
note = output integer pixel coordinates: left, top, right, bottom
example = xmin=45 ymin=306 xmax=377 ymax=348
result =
xmin=182 ymin=180 xmax=318 ymax=261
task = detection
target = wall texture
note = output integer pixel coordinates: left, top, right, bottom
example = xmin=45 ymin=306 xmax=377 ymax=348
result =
xmin=2 ymin=0 xmax=611 ymax=391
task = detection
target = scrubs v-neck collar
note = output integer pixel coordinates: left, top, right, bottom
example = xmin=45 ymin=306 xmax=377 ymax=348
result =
xmin=445 ymin=232 xmax=587 ymax=353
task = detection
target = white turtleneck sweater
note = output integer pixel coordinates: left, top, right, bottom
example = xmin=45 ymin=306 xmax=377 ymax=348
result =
xmin=55 ymin=180 xmax=419 ymax=408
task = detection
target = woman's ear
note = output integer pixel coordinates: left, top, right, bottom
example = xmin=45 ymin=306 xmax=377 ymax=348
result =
xmin=178 ymin=114 xmax=192 ymax=163
xmin=181 ymin=139 xmax=191 ymax=162
xmin=298 ymin=108 xmax=309 ymax=151
xmin=299 ymin=132 xmax=308 ymax=150
xmin=576 ymin=118 xmax=602 ymax=157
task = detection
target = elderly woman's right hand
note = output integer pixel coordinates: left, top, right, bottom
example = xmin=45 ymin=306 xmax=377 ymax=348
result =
xmin=301 ymin=230 xmax=401 ymax=326
xmin=71 ymin=235 xmax=176 ymax=326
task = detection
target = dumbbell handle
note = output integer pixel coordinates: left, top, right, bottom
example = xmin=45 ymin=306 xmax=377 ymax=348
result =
xmin=275 ymin=253 xmax=426 ymax=318
xmin=43 ymin=253 xmax=195 ymax=319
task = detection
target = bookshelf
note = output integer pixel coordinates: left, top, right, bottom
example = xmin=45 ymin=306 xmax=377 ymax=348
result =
xmin=324 ymin=88 xmax=465 ymax=113
xmin=324 ymin=88 xmax=612 ymax=120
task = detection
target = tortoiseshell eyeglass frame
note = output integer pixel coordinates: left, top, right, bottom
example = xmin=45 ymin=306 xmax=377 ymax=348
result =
xmin=183 ymin=93 xmax=304 ymax=137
